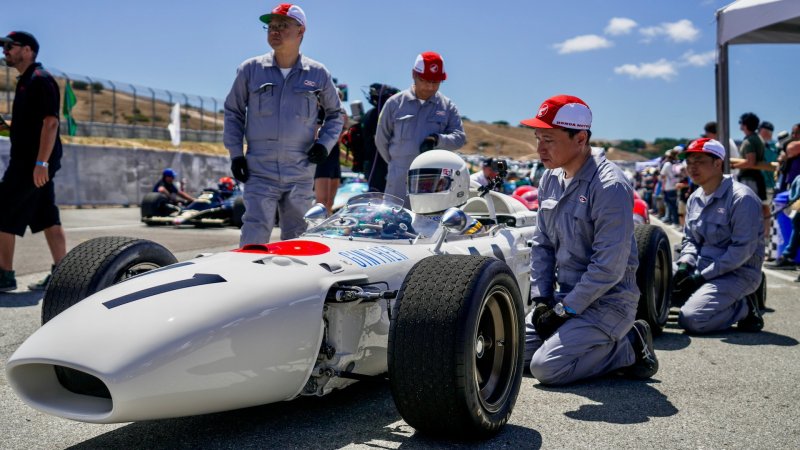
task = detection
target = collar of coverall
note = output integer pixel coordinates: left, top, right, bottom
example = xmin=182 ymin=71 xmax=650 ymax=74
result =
xmin=554 ymin=150 xmax=602 ymax=183
xmin=265 ymin=51 xmax=310 ymax=71
xmin=706 ymin=175 xmax=733 ymax=200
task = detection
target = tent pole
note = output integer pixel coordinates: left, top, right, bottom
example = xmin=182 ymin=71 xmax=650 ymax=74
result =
xmin=716 ymin=43 xmax=730 ymax=173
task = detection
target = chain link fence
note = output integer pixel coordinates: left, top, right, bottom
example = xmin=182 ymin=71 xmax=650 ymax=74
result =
xmin=1 ymin=62 xmax=223 ymax=142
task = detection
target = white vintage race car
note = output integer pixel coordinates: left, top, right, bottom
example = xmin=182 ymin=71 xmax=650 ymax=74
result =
xmin=6 ymin=190 xmax=670 ymax=439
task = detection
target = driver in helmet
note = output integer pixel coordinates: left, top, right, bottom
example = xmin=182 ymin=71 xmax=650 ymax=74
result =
xmin=407 ymin=150 xmax=483 ymax=234
xmin=217 ymin=176 xmax=237 ymax=198
xmin=153 ymin=168 xmax=195 ymax=203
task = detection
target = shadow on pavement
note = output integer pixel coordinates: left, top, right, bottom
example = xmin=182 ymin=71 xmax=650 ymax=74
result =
xmin=694 ymin=330 xmax=799 ymax=347
xmin=0 ymin=290 xmax=42 ymax=308
xmin=536 ymin=378 xmax=678 ymax=424
xmin=653 ymin=328 xmax=692 ymax=351
xmin=68 ymin=378 xmax=540 ymax=449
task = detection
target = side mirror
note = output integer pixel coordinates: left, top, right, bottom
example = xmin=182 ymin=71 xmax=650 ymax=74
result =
xmin=441 ymin=207 xmax=469 ymax=233
xmin=304 ymin=203 xmax=328 ymax=222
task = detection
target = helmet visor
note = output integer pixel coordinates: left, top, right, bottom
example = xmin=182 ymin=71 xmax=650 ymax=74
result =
xmin=408 ymin=168 xmax=453 ymax=194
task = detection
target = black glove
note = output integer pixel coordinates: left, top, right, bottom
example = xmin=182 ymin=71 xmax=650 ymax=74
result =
xmin=673 ymin=263 xmax=694 ymax=287
xmin=231 ymin=156 xmax=249 ymax=183
xmin=531 ymin=304 xmax=568 ymax=340
xmin=419 ymin=134 xmax=438 ymax=153
xmin=307 ymin=143 xmax=328 ymax=164
xmin=673 ymin=272 xmax=705 ymax=300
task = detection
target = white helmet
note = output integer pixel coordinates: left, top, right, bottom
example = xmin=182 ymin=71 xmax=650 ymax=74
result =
xmin=407 ymin=150 xmax=470 ymax=215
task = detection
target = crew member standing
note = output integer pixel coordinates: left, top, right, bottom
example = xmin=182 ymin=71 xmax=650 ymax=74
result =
xmin=0 ymin=31 xmax=66 ymax=292
xmin=375 ymin=51 xmax=465 ymax=206
xmin=223 ymin=3 xmax=344 ymax=245
xmin=521 ymin=95 xmax=658 ymax=385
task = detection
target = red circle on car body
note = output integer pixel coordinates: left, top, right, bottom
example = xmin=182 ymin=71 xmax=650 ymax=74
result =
xmin=234 ymin=240 xmax=331 ymax=256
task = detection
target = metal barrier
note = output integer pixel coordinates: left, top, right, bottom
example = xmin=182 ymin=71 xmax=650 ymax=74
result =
xmin=1 ymin=62 xmax=223 ymax=142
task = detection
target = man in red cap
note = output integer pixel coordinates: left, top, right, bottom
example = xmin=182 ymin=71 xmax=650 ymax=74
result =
xmin=0 ymin=31 xmax=66 ymax=292
xmin=673 ymin=138 xmax=764 ymax=333
xmin=223 ymin=3 xmax=344 ymax=245
xmin=375 ymin=51 xmax=465 ymax=206
xmin=521 ymin=94 xmax=658 ymax=385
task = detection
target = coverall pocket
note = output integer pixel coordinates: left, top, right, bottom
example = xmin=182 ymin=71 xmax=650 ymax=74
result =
xmin=251 ymin=83 xmax=276 ymax=117
xmin=427 ymin=115 xmax=446 ymax=134
xmin=596 ymin=304 xmax=630 ymax=340
xmin=570 ymin=200 xmax=594 ymax=240
xmin=293 ymin=88 xmax=320 ymax=123
xmin=703 ymin=213 xmax=729 ymax=246
xmin=397 ymin=115 xmax=416 ymax=141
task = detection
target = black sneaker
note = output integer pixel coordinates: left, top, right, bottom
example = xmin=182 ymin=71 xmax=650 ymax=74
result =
xmin=737 ymin=293 xmax=764 ymax=332
xmin=0 ymin=269 xmax=17 ymax=292
xmin=623 ymin=320 xmax=659 ymax=379
xmin=766 ymin=257 xmax=797 ymax=270
xmin=28 ymin=264 xmax=55 ymax=291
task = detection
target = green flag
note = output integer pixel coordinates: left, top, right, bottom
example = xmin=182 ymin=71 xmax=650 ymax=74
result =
xmin=62 ymin=81 xmax=77 ymax=136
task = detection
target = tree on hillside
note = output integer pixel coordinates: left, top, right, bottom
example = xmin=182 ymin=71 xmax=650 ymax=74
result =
xmin=652 ymin=137 xmax=690 ymax=154
xmin=616 ymin=139 xmax=646 ymax=153
xmin=492 ymin=120 xmax=509 ymax=127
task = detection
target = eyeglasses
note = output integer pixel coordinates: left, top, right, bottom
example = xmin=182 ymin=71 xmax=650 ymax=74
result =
xmin=263 ymin=21 xmax=298 ymax=33
xmin=2 ymin=42 xmax=21 ymax=51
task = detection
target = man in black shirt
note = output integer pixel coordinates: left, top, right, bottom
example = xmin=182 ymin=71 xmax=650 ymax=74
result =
xmin=0 ymin=31 xmax=66 ymax=292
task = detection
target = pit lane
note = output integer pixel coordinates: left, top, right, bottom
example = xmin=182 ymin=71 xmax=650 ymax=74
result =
xmin=1 ymin=209 xmax=798 ymax=449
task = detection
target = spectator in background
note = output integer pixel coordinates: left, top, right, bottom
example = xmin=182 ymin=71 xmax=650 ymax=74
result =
xmin=361 ymin=83 xmax=399 ymax=192
xmin=758 ymin=121 xmax=778 ymax=196
xmin=0 ymin=31 xmax=66 ymax=292
xmin=777 ymin=124 xmax=800 ymax=194
xmin=704 ymin=120 xmax=741 ymax=163
xmin=732 ymin=112 xmax=770 ymax=239
xmin=470 ymin=157 xmax=503 ymax=190
xmin=769 ymin=124 xmax=800 ymax=271
xmin=314 ymin=84 xmax=349 ymax=214
xmin=660 ymin=148 xmax=680 ymax=225
xmin=223 ymin=4 xmax=344 ymax=245
xmin=376 ymin=51 xmax=466 ymax=206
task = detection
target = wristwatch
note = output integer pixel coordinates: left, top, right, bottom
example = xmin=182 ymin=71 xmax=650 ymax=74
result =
xmin=553 ymin=302 xmax=576 ymax=318
xmin=36 ymin=161 xmax=49 ymax=168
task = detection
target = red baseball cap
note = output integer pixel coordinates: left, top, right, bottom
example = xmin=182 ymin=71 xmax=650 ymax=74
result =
xmin=413 ymin=51 xmax=447 ymax=82
xmin=679 ymin=138 xmax=726 ymax=160
xmin=520 ymin=95 xmax=592 ymax=130
xmin=260 ymin=3 xmax=306 ymax=27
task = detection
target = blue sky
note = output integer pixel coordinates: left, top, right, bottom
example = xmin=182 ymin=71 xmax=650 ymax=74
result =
xmin=2 ymin=0 xmax=798 ymax=141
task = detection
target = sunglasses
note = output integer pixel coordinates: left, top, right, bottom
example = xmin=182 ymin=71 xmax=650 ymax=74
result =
xmin=263 ymin=21 xmax=298 ymax=33
xmin=2 ymin=42 xmax=22 ymax=51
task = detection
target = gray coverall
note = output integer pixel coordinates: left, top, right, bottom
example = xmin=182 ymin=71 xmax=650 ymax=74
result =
xmin=525 ymin=154 xmax=640 ymax=386
xmin=677 ymin=176 xmax=764 ymax=333
xmin=224 ymin=52 xmax=344 ymax=245
xmin=375 ymin=89 xmax=465 ymax=206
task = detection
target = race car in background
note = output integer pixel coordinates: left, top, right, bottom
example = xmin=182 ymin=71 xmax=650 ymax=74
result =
xmin=140 ymin=180 xmax=245 ymax=228
xmin=8 ymin=188 xmax=671 ymax=439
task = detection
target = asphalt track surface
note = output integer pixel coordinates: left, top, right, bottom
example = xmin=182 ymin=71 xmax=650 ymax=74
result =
xmin=1 ymin=210 xmax=799 ymax=449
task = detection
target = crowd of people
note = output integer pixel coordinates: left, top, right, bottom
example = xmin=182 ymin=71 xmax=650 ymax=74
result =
xmin=3 ymin=2 xmax=798 ymax=390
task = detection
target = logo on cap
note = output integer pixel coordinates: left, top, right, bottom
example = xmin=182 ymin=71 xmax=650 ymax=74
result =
xmin=430 ymin=64 xmax=439 ymax=73
xmin=538 ymin=104 xmax=549 ymax=118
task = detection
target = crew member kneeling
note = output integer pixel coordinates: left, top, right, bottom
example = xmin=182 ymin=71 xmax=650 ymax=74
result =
xmin=521 ymin=95 xmax=658 ymax=386
xmin=674 ymin=138 xmax=764 ymax=333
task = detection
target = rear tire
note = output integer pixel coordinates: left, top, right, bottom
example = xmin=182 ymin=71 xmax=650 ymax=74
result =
xmin=388 ymin=255 xmax=524 ymax=439
xmin=634 ymin=224 xmax=672 ymax=334
xmin=140 ymin=192 xmax=169 ymax=219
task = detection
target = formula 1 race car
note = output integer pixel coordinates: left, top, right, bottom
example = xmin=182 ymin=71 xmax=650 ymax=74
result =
xmin=140 ymin=185 xmax=246 ymax=228
xmin=7 ymin=189 xmax=670 ymax=439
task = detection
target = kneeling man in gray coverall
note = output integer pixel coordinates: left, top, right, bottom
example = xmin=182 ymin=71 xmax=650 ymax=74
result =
xmin=521 ymin=95 xmax=658 ymax=386
xmin=223 ymin=3 xmax=344 ymax=246
xmin=673 ymin=138 xmax=764 ymax=333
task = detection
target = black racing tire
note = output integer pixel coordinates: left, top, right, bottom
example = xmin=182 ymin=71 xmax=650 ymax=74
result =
xmin=388 ymin=255 xmax=524 ymax=440
xmin=42 ymin=236 xmax=177 ymax=324
xmin=232 ymin=196 xmax=246 ymax=228
xmin=634 ymin=224 xmax=672 ymax=334
xmin=141 ymin=192 xmax=169 ymax=220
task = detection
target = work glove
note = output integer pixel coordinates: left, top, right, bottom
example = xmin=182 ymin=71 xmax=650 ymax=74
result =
xmin=307 ymin=143 xmax=328 ymax=164
xmin=673 ymin=271 xmax=705 ymax=302
xmin=419 ymin=134 xmax=438 ymax=153
xmin=672 ymin=263 xmax=694 ymax=287
xmin=531 ymin=303 xmax=568 ymax=341
xmin=231 ymin=156 xmax=249 ymax=183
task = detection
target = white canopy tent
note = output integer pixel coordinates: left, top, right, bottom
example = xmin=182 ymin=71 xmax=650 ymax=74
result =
xmin=715 ymin=0 xmax=800 ymax=167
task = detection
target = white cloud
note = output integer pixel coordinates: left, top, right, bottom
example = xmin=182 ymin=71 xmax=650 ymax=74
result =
xmin=639 ymin=19 xmax=700 ymax=43
xmin=605 ymin=17 xmax=637 ymax=35
xmin=682 ymin=50 xmax=715 ymax=67
xmin=554 ymin=34 xmax=613 ymax=54
xmin=614 ymin=59 xmax=678 ymax=80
